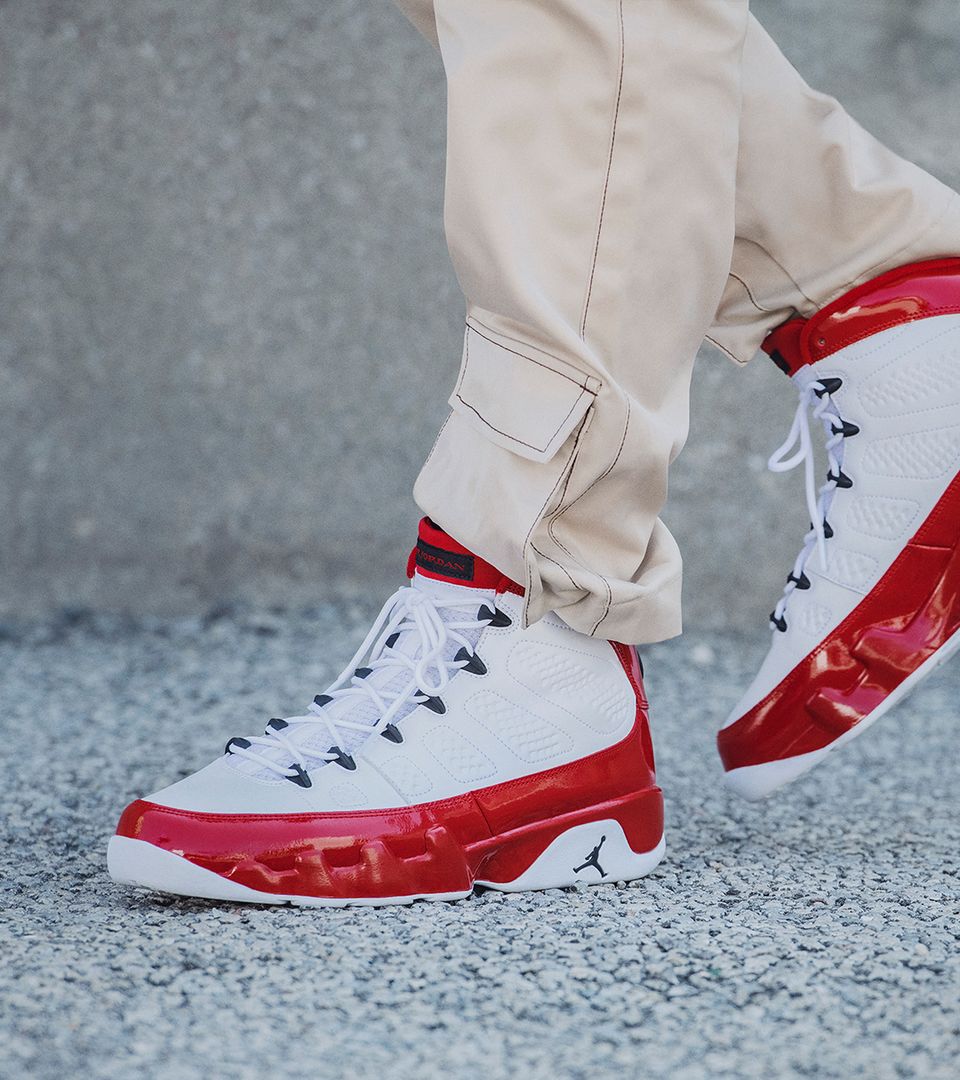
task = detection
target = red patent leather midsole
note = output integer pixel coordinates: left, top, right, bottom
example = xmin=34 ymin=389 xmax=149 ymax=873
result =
xmin=117 ymin=786 xmax=663 ymax=899
xmin=719 ymin=469 xmax=960 ymax=771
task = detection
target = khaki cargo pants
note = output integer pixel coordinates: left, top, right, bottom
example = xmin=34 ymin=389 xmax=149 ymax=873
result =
xmin=394 ymin=0 xmax=960 ymax=643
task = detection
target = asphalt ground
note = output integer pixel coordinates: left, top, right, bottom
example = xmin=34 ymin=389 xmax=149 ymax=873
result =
xmin=2 ymin=602 xmax=958 ymax=1079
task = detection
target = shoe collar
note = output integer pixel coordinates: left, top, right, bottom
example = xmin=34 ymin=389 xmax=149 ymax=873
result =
xmin=763 ymin=257 xmax=960 ymax=376
xmin=407 ymin=517 xmax=524 ymax=595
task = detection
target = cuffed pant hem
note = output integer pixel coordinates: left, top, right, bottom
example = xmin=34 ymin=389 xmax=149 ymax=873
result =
xmin=414 ymin=404 xmax=684 ymax=646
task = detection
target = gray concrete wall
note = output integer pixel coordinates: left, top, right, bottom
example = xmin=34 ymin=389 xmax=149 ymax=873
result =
xmin=2 ymin=0 xmax=959 ymax=628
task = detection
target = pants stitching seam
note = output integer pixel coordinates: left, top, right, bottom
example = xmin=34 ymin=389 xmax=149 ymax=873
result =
xmin=466 ymin=322 xmax=595 ymax=390
xmin=705 ymin=333 xmax=750 ymax=366
xmin=579 ymin=0 xmax=625 ymax=341
xmin=531 ymin=543 xmax=582 ymax=591
xmin=603 ymin=570 xmax=682 ymax=610
xmin=546 ymin=400 xmax=632 ymax=634
xmin=521 ymin=417 xmax=591 ymax=623
xmin=454 ymin=388 xmax=590 ymax=454
xmin=735 ymin=237 xmax=817 ymax=309
xmin=728 ymin=271 xmax=773 ymax=313
xmin=551 ymin=397 xmax=631 ymax=530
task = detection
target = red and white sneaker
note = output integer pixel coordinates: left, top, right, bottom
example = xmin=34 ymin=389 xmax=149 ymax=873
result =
xmin=108 ymin=518 xmax=664 ymax=905
xmin=720 ymin=259 xmax=960 ymax=800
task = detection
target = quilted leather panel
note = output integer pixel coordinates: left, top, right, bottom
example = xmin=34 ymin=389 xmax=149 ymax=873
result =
xmin=857 ymin=332 xmax=960 ymax=417
xmin=845 ymin=495 xmax=922 ymax=542
xmin=376 ymin=756 xmax=435 ymax=802
xmin=507 ymin=643 xmax=633 ymax=735
xmin=463 ymin=690 xmax=574 ymax=764
xmin=862 ymin=427 xmax=960 ymax=480
xmin=421 ymin=725 xmax=497 ymax=784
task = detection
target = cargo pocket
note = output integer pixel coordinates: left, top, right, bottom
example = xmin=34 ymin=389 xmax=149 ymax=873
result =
xmin=414 ymin=319 xmax=602 ymax=618
xmin=450 ymin=321 xmax=600 ymax=463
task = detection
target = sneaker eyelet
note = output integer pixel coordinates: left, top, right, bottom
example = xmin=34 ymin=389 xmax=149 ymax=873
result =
xmin=826 ymin=469 xmax=854 ymax=490
xmin=286 ymin=763 xmax=313 ymax=788
xmin=418 ymin=694 xmax=446 ymax=715
xmin=814 ymin=377 xmax=843 ymax=397
xmin=328 ymin=746 xmax=357 ymax=770
xmin=477 ymin=604 xmax=512 ymax=628
xmin=832 ymin=420 xmax=860 ymax=438
xmin=454 ymin=646 xmax=487 ymax=675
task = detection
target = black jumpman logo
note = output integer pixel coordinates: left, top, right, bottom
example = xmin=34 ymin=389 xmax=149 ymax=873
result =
xmin=573 ymin=836 xmax=607 ymax=878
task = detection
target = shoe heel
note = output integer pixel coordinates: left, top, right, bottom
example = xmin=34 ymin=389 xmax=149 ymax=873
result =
xmin=476 ymin=788 xmax=665 ymax=893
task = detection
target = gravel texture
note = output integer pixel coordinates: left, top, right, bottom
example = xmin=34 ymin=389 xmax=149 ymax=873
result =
xmin=2 ymin=602 xmax=959 ymax=1080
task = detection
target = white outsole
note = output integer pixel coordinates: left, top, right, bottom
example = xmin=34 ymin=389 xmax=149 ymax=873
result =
xmin=477 ymin=820 xmax=666 ymax=892
xmin=725 ymin=623 xmax=960 ymax=801
xmin=107 ymin=820 xmax=666 ymax=908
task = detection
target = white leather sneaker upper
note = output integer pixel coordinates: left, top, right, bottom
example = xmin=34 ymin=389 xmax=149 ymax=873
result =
xmin=146 ymin=579 xmax=637 ymax=814
xmin=726 ymin=312 xmax=960 ymax=727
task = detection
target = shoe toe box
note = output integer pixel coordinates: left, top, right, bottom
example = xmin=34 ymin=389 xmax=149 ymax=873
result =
xmin=111 ymin=757 xmax=321 ymax=870
xmin=139 ymin=756 xmax=319 ymax=814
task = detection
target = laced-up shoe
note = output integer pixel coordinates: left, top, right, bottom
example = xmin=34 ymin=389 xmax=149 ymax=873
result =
xmin=720 ymin=259 xmax=960 ymax=799
xmin=108 ymin=518 xmax=664 ymax=905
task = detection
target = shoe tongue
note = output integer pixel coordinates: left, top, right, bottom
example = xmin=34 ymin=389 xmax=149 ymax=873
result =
xmin=763 ymin=317 xmax=808 ymax=378
xmin=412 ymin=572 xmax=491 ymax=605
xmin=292 ymin=573 xmax=489 ymax=761
xmin=407 ymin=517 xmax=517 ymax=592
xmin=231 ymin=522 xmax=509 ymax=779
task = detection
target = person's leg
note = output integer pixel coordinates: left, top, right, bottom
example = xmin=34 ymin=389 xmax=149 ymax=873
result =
xmin=395 ymin=0 xmax=750 ymax=644
xmin=710 ymin=14 xmax=960 ymax=364
xmin=710 ymin=17 xmax=960 ymax=799
xmin=112 ymin=0 xmax=763 ymax=902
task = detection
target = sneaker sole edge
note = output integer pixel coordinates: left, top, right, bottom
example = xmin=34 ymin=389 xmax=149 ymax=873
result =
xmin=106 ymin=836 xmax=473 ymax=907
xmin=107 ymin=820 xmax=666 ymax=908
xmin=725 ymin=622 xmax=960 ymax=801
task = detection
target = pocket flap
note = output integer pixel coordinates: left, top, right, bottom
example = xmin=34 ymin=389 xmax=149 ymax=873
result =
xmin=449 ymin=323 xmax=600 ymax=463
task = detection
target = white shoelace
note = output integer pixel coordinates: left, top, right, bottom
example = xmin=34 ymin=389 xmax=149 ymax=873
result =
xmin=226 ymin=586 xmax=490 ymax=782
xmin=768 ymin=378 xmax=852 ymax=629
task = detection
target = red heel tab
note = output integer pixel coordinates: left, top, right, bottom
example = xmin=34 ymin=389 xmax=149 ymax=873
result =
xmin=763 ymin=258 xmax=960 ymax=375
xmin=612 ymin=642 xmax=655 ymax=776
xmin=611 ymin=642 xmax=646 ymax=700
xmin=762 ymin=317 xmax=807 ymax=377
xmin=408 ymin=518 xmax=524 ymax=595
